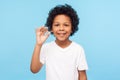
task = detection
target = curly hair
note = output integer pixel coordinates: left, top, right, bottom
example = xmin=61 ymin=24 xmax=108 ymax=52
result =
xmin=45 ymin=4 xmax=79 ymax=36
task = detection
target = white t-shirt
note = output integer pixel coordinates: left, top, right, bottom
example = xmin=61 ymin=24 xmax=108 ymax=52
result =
xmin=40 ymin=41 xmax=88 ymax=80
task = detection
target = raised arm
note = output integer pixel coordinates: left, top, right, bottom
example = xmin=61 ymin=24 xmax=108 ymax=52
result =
xmin=30 ymin=27 xmax=50 ymax=73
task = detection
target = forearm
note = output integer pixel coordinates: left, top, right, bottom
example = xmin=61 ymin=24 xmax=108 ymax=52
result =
xmin=30 ymin=44 xmax=43 ymax=73
xmin=79 ymin=75 xmax=87 ymax=80
xmin=78 ymin=70 xmax=87 ymax=80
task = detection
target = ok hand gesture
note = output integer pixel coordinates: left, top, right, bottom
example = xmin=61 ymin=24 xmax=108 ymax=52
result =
xmin=36 ymin=26 xmax=50 ymax=45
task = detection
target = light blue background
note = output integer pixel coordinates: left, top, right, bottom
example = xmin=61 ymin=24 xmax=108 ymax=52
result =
xmin=0 ymin=0 xmax=120 ymax=80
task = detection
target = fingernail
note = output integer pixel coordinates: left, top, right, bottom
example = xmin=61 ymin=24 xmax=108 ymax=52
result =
xmin=44 ymin=26 xmax=48 ymax=29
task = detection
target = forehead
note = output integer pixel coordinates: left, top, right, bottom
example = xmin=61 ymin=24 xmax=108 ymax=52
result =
xmin=53 ymin=14 xmax=71 ymax=23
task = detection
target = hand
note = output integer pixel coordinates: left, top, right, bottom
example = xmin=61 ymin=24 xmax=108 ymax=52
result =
xmin=36 ymin=26 xmax=50 ymax=45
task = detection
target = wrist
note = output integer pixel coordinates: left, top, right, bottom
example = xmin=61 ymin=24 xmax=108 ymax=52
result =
xmin=35 ymin=43 xmax=43 ymax=47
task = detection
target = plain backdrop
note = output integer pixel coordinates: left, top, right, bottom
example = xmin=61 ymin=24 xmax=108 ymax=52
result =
xmin=0 ymin=0 xmax=120 ymax=80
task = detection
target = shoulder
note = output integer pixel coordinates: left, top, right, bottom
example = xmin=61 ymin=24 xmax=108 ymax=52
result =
xmin=71 ymin=42 xmax=85 ymax=55
xmin=72 ymin=42 xmax=84 ymax=50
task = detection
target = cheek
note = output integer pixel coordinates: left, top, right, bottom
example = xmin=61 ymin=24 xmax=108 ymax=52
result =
xmin=67 ymin=29 xmax=72 ymax=36
xmin=69 ymin=28 xmax=72 ymax=33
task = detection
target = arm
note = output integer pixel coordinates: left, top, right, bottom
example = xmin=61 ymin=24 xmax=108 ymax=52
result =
xmin=30 ymin=27 xmax=50 ymax=73
xmin=78 ymin=70 xmax=87 ymax=80
xmin=30 ymin=44 xmax=43 ymax=73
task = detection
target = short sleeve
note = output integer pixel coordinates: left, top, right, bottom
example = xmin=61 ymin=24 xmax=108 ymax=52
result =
xmin=40 ymin=44 xmax=47 ymax=64
xmin=77 ymin=47 xmax=88 ymax=71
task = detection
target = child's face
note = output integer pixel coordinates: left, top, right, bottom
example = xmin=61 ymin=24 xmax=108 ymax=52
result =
xmin=51 ymin=14 xmax=72 ymax=42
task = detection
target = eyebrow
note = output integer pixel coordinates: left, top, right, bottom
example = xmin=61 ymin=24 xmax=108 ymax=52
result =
xmin=53 ymin=22 xmax=71 ymax=24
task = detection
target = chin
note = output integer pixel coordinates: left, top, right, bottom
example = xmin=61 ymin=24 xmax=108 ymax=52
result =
xmin=56 ymin=37 xmax=68 ymax=42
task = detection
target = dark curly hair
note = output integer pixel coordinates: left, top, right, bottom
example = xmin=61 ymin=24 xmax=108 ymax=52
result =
xmin=45 ymin=4 xmax=79 ymax=36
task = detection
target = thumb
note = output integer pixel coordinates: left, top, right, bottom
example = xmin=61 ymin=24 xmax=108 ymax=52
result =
xmin=45 ymin=31 xmax=51 ymax=37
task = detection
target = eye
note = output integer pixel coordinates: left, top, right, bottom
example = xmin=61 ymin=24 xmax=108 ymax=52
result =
xmin=54 ymin=24 xmax=59 ymax=27
xmin=64 ymin=24 xmax=70 ymax=27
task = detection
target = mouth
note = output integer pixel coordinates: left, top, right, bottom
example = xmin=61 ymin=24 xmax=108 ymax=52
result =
xmin=57 ymin=33 xmax=66 ymax=37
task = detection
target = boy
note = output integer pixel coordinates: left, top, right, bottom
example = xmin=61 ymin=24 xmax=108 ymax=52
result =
xmin=30 ymin=4 xmax=88 ymax=80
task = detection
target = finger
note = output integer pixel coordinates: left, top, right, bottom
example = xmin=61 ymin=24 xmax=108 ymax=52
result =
xmin=36 ymin=31 xmax=41 ymax=36
xmin=40 ymin=27 xmax=49 ymax=36
xmin=36 ymin=26 xmax=49 ymax=36
xmin=44 ymin=31 xmax=51 ymax=36
xmin=45 ymin=31 xmax=50 ymax=39
xmin=43 ymin=28 xmax=48 ymax=34
xmin=36 ymin=28 xmax=42 ymax=36
xmin=36 ymin=27 xmax=44 ymax=35
xmin=36 ymin=26 xmax=44 ymax=31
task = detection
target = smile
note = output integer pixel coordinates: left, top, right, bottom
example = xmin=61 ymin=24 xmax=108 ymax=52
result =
xmin=58 ymin=33 xmax=66 ymax=36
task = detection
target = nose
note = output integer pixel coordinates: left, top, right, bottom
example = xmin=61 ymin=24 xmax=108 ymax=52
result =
xmin=59 ymin=25 xmax=64 ymax=31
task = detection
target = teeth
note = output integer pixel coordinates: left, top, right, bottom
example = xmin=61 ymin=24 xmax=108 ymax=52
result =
xmin=59 ymin=33 xmax=65 ymax=36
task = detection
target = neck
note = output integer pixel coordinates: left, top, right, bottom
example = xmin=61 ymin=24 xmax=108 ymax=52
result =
xmin=55 ymin=39 xmax=72 ymax=48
